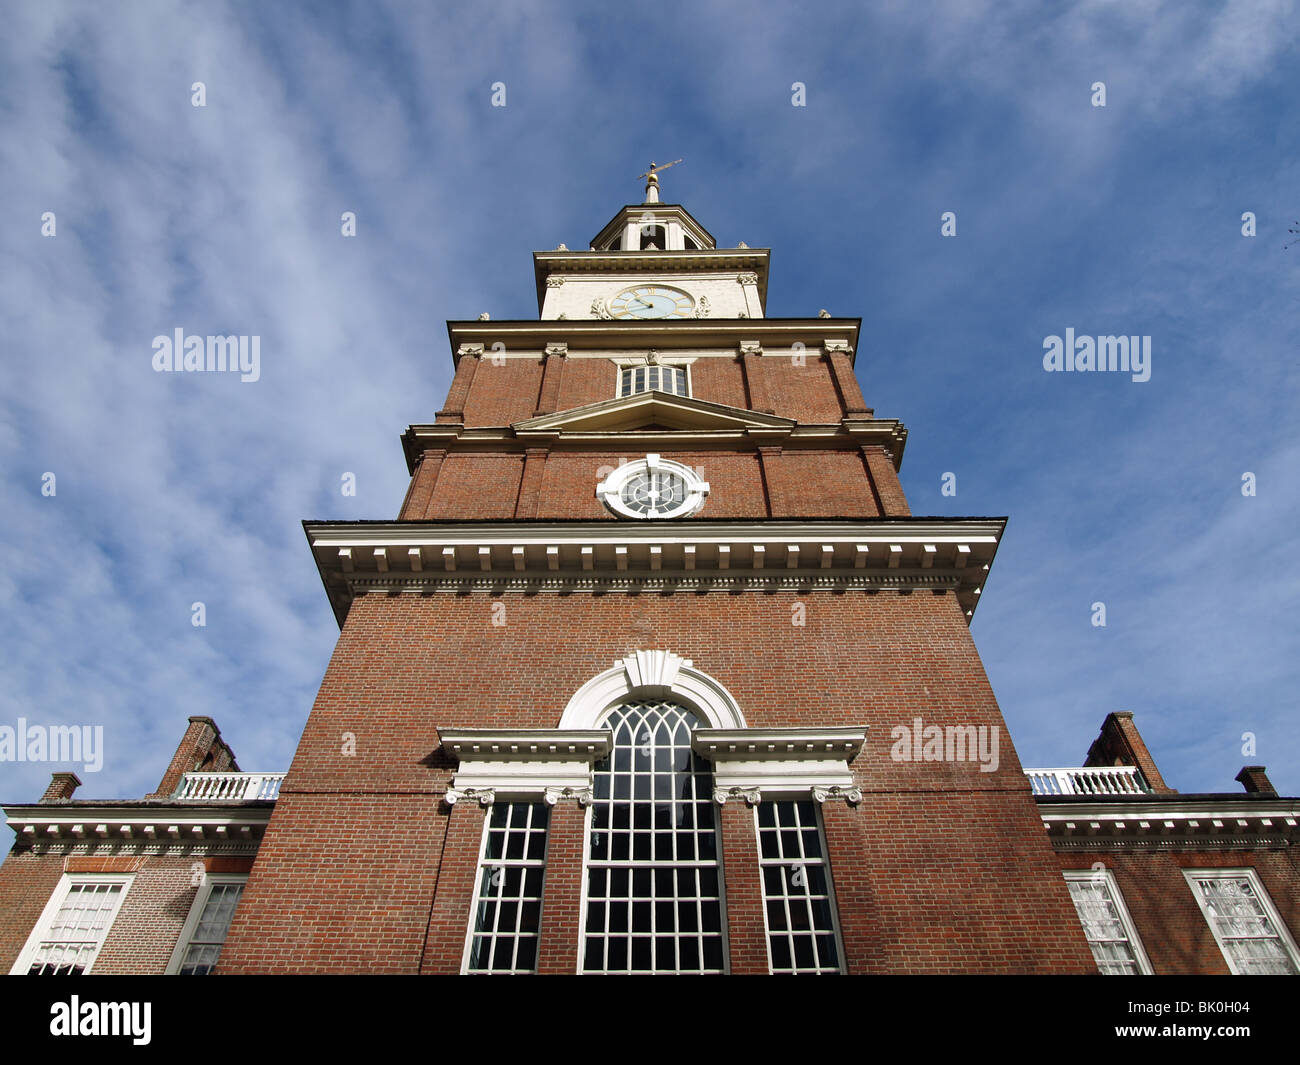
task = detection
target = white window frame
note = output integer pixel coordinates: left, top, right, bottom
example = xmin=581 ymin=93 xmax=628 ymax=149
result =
xmin=616 ymin=363 xmax=691 ymax=399
xmin=460 ymin=800 xmax=551 ymax=975
xmin=10 ymin=873 xmax=134 ymax=975
xmin=755 ymin=799 xmax=847 ymax=974
xmin=577 ymin=700 xmax=731 ymax=974
xmin=1063 ymin=868 xmax=1153 ymax=975
xmin=1183 ymin=867 xmax=1300 ymax=975
xmin=596 ymin=453 xmax=710 ymax=520
xmin=164 ymin=872 xmax=248 ymax=975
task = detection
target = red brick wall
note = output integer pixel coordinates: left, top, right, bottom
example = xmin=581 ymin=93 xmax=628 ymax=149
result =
xmin=94 ymin=856 xmax=198 ymax=974
xmin=404 ymin=350 xmax=902 ymax=522
xmin=219 ymin=587 xmax=1094 ymax=974
xmin=863 ymin=447 xmax=910 ymax=517
xmin=148 ymin=716 xmax=238 ymax=800
xmin=462 ymin=359 xmax=543 ymax=426
xmin=448 ymin=354 xmax=861 ymax=430
xmin=415 ymin=447 xmax=886 ymax=521
xmin=0 ymin=848 xmax=67 ymax=972
xmin=217 ymin=794 xmax=447 ymax=975
xmin=423 ymin=453 xmax=523 ymax=519
xmin=536 ymin=799 xmax=586 ymax=974
xmin=719 ymin=802 xmax=767 ymax=974
xmin=1057 ymin=849 xmax=1300 ymax=975
xmin=554 ymin=357 xmax=620 ymax=412
xmin=418 ymin=801 xmax=482 ymax=975
xmin=0 ymin=848 xmax=248 ymax=975
xmin=690 ymin=356 xmax=749 ymax=411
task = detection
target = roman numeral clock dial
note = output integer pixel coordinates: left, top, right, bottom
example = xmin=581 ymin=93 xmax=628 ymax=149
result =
xmin=609 ymin=284 xmax=695 ymax=320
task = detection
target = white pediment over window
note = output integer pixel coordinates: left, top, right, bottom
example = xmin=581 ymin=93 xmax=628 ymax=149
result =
xmin=558 ymin=650 xmax=747 ymax=731
xmin=513 ymin=393 xmax=795 ymax=436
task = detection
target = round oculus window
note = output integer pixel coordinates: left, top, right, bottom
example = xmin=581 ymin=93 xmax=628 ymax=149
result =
xmin=597 ymin=454 xmax=710 ymax=519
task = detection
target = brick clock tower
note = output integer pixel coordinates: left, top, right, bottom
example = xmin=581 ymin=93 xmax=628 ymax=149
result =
xmin=217 ymin=168 xmax=1097 ymax=975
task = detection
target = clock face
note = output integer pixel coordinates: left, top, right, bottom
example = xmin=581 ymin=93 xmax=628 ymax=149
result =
xmin=609 ymin=284 xmax=695 ymax=320
xmin=620 ymin=467 xmax=688 ymax=517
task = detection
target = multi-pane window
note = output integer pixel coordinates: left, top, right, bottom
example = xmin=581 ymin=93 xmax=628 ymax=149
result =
xmin=1064 ymin=870 xmax=1151 ymax=975
xmin=174 ymin=879 xmax=245 ymax=975
xmin=582 ymin=700 xmax=726 ymax=973
xmin=1186 ymin=870 xmax=1299 ymax=975
xmin=24 ymin=879 xmax=129 ymax=975
xmin=756 ymin=800 xmax=844 ymax=974
xmin=619 ymin=365 xmax=688 ymax=398
xmin=464 ymin=802 xmax=550 ymax=973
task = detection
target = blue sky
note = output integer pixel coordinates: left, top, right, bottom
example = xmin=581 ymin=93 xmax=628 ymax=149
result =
xmin=2 ymin=0 xmax=1298 ymax=843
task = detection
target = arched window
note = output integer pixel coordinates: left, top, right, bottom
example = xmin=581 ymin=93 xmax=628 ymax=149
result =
xmin=581 ymin=700 xmax=726 ymax=973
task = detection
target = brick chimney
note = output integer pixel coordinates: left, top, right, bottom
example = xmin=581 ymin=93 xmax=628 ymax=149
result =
xmin=40 ymin=772 xmax=82 ymax=802
xmin=1234 ymin=766 xmax=1277 ymax=797
xmin=1084 ymin=711 xmax=1175 ymax=794
xmin=146 ymin=716 xmax=239 ymax=800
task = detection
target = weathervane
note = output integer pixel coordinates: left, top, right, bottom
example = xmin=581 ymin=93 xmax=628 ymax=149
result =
xmin=638 ymin=159 xmax=682 ymax=203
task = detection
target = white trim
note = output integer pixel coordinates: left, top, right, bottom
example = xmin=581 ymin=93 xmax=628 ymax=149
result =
xmin=1038 ymin=799 xmax=1300 ymax=849
xmin=460 ymin=800 xmax=551 ymax=974
xmin=575 ymin=700 xmax=730 ymax=974
xmin=694 ymin=727 xmax=865 ymax=799
xmin=440 ymin=728 xmax=611 ymax=800
xmin=513 ymin=390 xmax=796 ymax=435
xmin=615 ymin=363 xmax=692 ymax=401
xmin=5 ymin=804 xmax=274 ymax=844
xmin=9 ymin=872 xmax=134 ymax=975
xmin=558 ymin=650 xmax=746 ymax=731
xmin=1063 ymin=868 xmax=1153 ymax=975
xmin=1182 ymin=867 xmax=1300 ymax=975
xmin=596 ymin=453 xmax=710 ymax=520
xmin=164 ymin=873 xmax=247 ymax=975
xmin=755 ymin=800 xmax=848 ymax=974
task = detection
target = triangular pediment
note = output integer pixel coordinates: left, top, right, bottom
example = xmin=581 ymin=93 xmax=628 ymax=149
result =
xmin=513 ymin=392 xmax=796 ymax=436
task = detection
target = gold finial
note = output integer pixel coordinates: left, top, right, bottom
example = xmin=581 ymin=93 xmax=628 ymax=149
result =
xmin=637 ymin=158 xmax=682 ymax=203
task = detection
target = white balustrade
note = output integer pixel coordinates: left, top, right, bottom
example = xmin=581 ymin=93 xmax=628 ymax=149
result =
xmin=1024 ymin=766 xmax=1150 ymax=796
xmin=173 ymin=772 xmax=285 ymax=801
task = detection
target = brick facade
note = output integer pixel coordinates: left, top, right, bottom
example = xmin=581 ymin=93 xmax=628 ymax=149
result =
xmin=215 ymin=585 xmax=1097 ymax=973
xmin=1056 ymin=850 xmax=1300 ymax=975
xmin=2 ymin=192 xmax=1294 ymax=979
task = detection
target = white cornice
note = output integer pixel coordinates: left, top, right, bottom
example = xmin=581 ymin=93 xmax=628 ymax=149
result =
xmin=440 ymin=729 xmax=612 ymax=802
xmin=439 ymin=729 xmax=610 ymax=761
xmin=692 ymin=728 xmax=866 ymax=760
xmin=305 ymin=519 xmax=1001 ymax=626
xmin=5 ymin=804 xmax=273 ymax=847
xmin=694 ymin=727 xmax=867 ymax=800
xmin=533 ymin=248 xmax=770 ymax=311
xmin=446 ymin=320 xmax=861 ymax=365
xmin=1039 ymin=799 xmax=1300 ymax=850
xmin=402 ymin=420 xmax=908 ymax=468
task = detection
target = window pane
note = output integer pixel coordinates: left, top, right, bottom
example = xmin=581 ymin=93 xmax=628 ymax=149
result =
xmin=28 ymin=882 xmax=126 ymax=976
xmin=581 ymin=700 xmax=726 ymax=973
xmin=618 ymin=365 xmax=688 ymax=399
xmin=1194 ymin=875 xmax=1298 ymax=975
xmin=464 ymin=803 xmax=550 ymax=973
xmin=756 ymin=801 xmax=845 ymax=973
xmin=1066 ymin=877 xmax=1143 ymax=975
